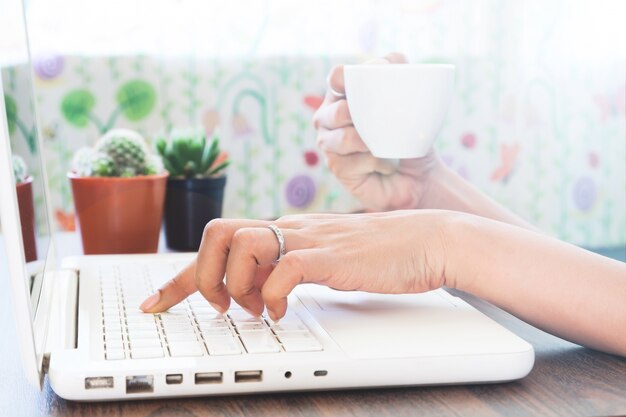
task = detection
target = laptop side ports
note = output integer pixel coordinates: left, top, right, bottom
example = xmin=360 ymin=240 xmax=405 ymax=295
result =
xmin=234 ymin=370 xmax=263 ymax=383
xmin=85 ymin=376 xmax=114 ymax=389
xmin=126 ymin=375 xmax=154 ymax=393
xmin=195 ymin=372 xmax=223 ymax=384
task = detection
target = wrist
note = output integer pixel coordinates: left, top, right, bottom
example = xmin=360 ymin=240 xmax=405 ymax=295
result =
xmin=440 ymin=211 xmax=483 ymax=293
xmin=414 ymin=156 xmax=455 ymax=210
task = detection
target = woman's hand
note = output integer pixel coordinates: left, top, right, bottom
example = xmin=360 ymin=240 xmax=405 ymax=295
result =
xmin=314 ymin=53 xmax=536 ymax=230
xmin=140 ymin=211 xmax=457 ymax=321
xmin=313 ymin=53 xmax=445 ymax=212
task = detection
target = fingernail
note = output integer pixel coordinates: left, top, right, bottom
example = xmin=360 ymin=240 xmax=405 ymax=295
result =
xmin=209 ymin=302 xmax=226 ymax=314
xmin=268 ymin=309 xmax=280 ymax=323
xmin=140 ymin=291 xmax=160 ymax=312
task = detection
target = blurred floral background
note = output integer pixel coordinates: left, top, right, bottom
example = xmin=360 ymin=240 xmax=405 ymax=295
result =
xmin=2 ymin=0 xmax=624 ymax=247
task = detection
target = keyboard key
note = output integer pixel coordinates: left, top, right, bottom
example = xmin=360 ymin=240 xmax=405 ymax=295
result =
xmin=276 ymin=331 xmax=316 ymax=342
xmin=165 ymin=332 xmax=199 ymax=342
xmin=239 ymin=331 xmax=280 ymax=353
xmin=266 ymin=310 xmax=301 ymax=322
xmin=103 ymin=311 xmax=121 ymax=319
xmin=131 ymin=347 xmax=164 ymax=359
xmin=169 ymin=341 xmax=204 ymax=357
xmin=102 ymin=317 xmax=122 ymax=327
xmin=205 ymin=337 xmax=242 ymax=355
xmin=126 ymin=315 xmax=156 ymax=324
xmin=105 ymin=339 xmax=125 ymax=350
xmin=236 ymin=323 xmax=267 ymax=332
xmin=195 ymin=318 xmax=226 ymax=326
xmin=103 ymin=325 xmax=122 ymax=335
xmin=200 ymin=327 xmax=232 ymax=337
xmin=270 ymin=322 xmax=309 ymax=333
xmin=162 ymin=324 xmax=195 ymax=334
xmin=106 ymin=348 xmax=126 ymax=360
xmin=125 ymin=308 xmax=151 ymax=317
xmin=129 ymin=338 xmax=161 ymax=348
xmin=192 ymin=306 xmax=220 ymax=315
xmin=127 ymin=330 xmax=160 ymax=340
xmin=127 ymin=322 xmax=158 ymax=332
xmin=228 ymin=310 xmax=262 ymax=322
xmin=104 ymin=328 xmax=123 ymax=338
xmin=159 ymin=313 xmax=191 ymax=322
xmin=281 ymin=339 xmax=323 ymax=352
xmin=102 ymin=302 xmax=120 ymax=311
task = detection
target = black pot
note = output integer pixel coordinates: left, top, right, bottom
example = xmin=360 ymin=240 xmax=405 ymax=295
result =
xmin=163 ymin=176 xmax=227 ymax=251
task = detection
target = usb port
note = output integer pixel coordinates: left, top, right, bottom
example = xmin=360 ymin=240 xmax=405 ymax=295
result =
xmin=85 ymin=376 xmax=114 ymax=389
xmin=195 ymin=372 xmax=223 ymax=384
xmin=126 ymin=375 xmax=154 ymax=393
xmin=234 ymin=370 xmax=263 ymax=383
xmin=166 ymin=374 xmax=183 ymax=384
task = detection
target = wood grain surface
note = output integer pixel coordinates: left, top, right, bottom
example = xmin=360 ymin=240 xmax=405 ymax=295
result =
xmin=1 ymin=250 xmax=625 ymax=417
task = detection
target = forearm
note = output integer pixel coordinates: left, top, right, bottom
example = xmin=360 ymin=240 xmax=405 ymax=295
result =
xmin=447 ymin=214 xmax=626 ymax=356
xmin=424 ymin=157 xmax=536 ymax=230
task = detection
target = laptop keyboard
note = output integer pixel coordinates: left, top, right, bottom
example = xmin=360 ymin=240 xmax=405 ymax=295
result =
xmin=99 ymin=262 xmax=323 ymax=360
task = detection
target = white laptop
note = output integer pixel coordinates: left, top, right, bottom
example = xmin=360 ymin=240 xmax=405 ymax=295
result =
xmin=0 ymin=67 xmax=534 ymax=404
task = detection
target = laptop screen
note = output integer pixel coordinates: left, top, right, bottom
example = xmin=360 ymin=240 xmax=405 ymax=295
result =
xmin=0 ymin=0 xmax=52 ymax=318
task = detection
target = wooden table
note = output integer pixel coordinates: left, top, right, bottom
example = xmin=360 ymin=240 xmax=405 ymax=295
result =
xmin=1 ymin=235 xmax=625 ymax=417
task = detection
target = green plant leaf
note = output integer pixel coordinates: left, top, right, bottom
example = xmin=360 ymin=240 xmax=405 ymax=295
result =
xmin=4 ymin=94 xmax=17 ymax=135
xmin=116 ymin=80 xmax=156 ymax=121
xmin=166 ymin=146 xmax=186 ymax=177
xmin=155 ymin=137 xmax=167 ymax=156
xmin=201 ymin=137 xmax=219 ymax=172
xmin=61 ymin=89 xmax=95 ymax=128
xmin=161 ymin=158 xmax=177 ymax=176
xmin=207 ymin=160 xmax=230 ymax=176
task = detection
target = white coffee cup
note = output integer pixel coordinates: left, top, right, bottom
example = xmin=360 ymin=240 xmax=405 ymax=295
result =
xmin=344 ymin=64 xmax=455 ymax=159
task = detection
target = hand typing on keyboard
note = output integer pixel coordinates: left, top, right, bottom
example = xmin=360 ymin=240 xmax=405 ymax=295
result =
xmin=102 ymin=264 xmax=322 ymax=359
xmin=140 ymin=212 xmax=451 ymax=322
xmin=137 ymin=209 xmax=626 ymax=358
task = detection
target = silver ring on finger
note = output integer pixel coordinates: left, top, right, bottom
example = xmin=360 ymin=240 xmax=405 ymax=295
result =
xmin=267 ymin=225 xmax=287 ymax=264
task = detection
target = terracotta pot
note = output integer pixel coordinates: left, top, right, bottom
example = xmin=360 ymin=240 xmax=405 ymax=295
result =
xmin=15 ymin=177 xmax=38 ymax=262
xmin=163 ymin=176 xmax=226 ymax=251
xmin=69 ymin=173 xmax=168 ymax=254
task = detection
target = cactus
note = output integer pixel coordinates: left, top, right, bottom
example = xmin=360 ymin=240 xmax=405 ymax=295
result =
xmin=145 ymin=154 xmax=164 ymax=176
xmin=156 ymin=129 xmax=229 ymax=179
xmin=12 ymin=155 xmax=29 ymax=183
xmin=95 ymin=129 xmax=148 ymax=177
xmin=72 ymin=128 xmax=164 ymax=177
xmin=72 ymin=148 xmax=116 ymax=177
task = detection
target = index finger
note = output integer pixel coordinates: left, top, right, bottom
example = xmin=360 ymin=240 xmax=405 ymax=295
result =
xmin=140 ymin=260 xmax=199 ymax=313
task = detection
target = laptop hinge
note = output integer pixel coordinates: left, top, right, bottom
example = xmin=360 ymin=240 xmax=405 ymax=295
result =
xmin=42 ymin=269 xmax=79 ymax=372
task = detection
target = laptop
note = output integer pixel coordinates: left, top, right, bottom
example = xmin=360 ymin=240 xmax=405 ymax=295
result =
xmin=0 ymin=39 xmax=534 ymax=406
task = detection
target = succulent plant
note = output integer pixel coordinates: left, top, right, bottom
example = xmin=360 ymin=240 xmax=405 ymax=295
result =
xmin=12 ymin=155 xmax=29 ymax=184
xmin=156 ymin=129 xmax=229 ymax=179
xmin=72 ymin=128 xmax=164 ymax=177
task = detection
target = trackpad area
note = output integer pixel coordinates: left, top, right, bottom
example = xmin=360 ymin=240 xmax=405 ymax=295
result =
xmin=297 ymin=284 xmax=522 ymax=359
